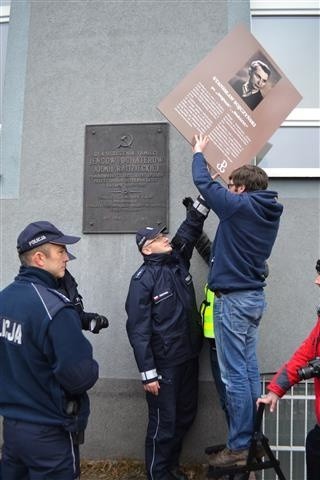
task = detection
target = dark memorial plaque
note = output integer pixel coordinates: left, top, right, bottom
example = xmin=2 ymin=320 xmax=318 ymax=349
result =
xmin=83 ymin=123 xmax=169 ymax=233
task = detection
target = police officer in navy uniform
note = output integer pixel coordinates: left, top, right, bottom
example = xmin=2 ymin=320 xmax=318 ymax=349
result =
xmin=0 ymin=221 xmax=99 ymax=480
xmin=126 ymin=196 xmax=210 ymax=480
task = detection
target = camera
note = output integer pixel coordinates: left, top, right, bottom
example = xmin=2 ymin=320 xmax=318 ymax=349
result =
xmin=298 ymin=357 xmax=320 ymax=380
xmin=81 ymin=312 xmax=109 ymax=334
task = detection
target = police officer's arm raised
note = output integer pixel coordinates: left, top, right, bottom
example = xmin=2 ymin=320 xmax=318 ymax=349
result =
xmin=171 ymin=196 xmax=210 ymax=267
xmin=126 ymin=197 xmax=210 ymax=396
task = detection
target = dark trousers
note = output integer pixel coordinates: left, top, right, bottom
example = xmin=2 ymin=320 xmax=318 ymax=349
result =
xmin=145 ymin=358 xmax=199 ymax=480
xmin=1 ymin=418 xmax=80 ymax=480
xmin=306 ymin=423 xmax=320 ymax=480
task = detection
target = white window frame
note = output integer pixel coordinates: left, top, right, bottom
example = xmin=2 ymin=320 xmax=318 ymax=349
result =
xmin=0 ymin=5 xmax=10 ymax=23
xmin=251 ymin=0 xmax=320 ymax=177
xmin=251 ymin=0 xmax=320 ymax=16
xmin=0 ymin=4 xmax=10 ymax=178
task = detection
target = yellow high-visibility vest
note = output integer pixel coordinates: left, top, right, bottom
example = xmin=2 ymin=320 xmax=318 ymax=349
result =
xmin=200 ymin=284 xmax=215 ymax=338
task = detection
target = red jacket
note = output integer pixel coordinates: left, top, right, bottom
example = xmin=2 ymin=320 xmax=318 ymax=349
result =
xmin=268 ymin=317 xmax=320 ymax=425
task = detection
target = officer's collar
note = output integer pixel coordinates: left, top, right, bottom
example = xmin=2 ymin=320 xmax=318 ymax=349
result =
xmin=16 ymin=265 xmax=59 ymax=289
xmin=143 ymin=252 xmax=178 ymax=265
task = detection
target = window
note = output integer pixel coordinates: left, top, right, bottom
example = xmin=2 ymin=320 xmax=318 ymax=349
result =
xmin=251 ymin=0 xmax=320 ymax=177
xmin=0 ymin=3 xmax=10 ymax=125
xmin=0 ymin=0 xmax=29 ymax=197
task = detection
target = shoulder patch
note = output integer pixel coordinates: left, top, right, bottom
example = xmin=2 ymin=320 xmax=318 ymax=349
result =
xmin=133 ymin=266 xmax=146 ymax=280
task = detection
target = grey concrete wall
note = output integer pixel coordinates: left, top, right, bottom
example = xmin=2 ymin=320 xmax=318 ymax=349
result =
xmin=261 ymin=179 xmax=320 ymax=373
xmin=1 ymin=0 xmax=319 ymax=462
xmin=83 ymin=378 xmax=227 ymax=462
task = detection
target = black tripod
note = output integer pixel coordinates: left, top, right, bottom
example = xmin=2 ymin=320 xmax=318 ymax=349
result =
xmin=206 ymin=404 xmax=287 ymax=480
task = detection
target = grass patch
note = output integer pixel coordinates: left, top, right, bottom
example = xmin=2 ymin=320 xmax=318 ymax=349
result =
xmin=80 ymin=459 xmax=207 ymax=479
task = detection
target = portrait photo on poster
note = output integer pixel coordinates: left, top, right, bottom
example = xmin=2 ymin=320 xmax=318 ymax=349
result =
xmin=229 ymin=51 xmax=282 ymax=111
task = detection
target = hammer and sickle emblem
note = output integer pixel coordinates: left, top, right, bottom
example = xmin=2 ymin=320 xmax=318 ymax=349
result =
xmin=117 ymin=134 xmax=133 ymax=148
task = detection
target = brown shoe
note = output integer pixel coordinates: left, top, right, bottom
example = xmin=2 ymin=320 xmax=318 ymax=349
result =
xmin=206 ymin=446 xmax=225 ymax=462
xmin=208 ymin=446 xmax=249 ymax=467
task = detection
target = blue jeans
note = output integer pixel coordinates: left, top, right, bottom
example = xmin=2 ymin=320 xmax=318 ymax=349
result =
xmin=208 ymin=339 xmax=229 ymax=426
xmin=214 ymin=289 xmax=266 ymax=451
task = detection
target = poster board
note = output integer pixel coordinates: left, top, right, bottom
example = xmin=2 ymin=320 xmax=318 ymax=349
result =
xmin=158 ymin=24 xmax=302 ymax=183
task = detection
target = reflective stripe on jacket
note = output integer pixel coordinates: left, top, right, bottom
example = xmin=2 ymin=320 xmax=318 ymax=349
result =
xmin=200 ymin=284 xmax=215 ymax=339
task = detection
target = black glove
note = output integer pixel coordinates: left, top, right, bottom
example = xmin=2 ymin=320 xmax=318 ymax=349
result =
xmin=182 ymin=197 xmax=194 ymax=211
xmin=316 ymin=259 xmax=320 ymax=275
xmin=183 ymin=195 xmax=210 ymax=217
xmin=81 ymin=312 xmax=109 ymax=334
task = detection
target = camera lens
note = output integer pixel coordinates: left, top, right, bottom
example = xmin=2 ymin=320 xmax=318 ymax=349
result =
xmin=298 ymin=366 xmax=314 ymax=380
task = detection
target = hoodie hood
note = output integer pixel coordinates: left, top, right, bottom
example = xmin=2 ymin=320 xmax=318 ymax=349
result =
xmin=248 ymin=190 xmax=283 ymax=223
xmin=208 ymin=188 xmax=283 ymax=292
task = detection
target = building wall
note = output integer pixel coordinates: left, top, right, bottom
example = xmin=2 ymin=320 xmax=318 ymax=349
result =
xmin=1 ymin=0 xmax=319 ymax=462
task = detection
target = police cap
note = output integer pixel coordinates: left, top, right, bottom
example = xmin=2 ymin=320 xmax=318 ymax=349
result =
xmin=136 ymin=225 xmax=167 ymax=251
xmin=17 ymin=221 xmax=80 ymax=254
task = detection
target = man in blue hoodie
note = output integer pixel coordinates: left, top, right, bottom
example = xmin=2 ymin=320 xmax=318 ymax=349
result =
xmin=0 ymin=221 xmax=99 ymax=480
xmin=192 ymin=134 xmax=283 ymax=468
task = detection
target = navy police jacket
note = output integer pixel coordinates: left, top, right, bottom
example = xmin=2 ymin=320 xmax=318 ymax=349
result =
xmin=126 ymin=201 xmax=208 ymax=384
xmin=0 ymin=266 xmax=99 ymax=432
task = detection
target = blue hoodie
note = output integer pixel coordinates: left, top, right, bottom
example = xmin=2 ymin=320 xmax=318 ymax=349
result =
xmin=192 ymin=152 xmax=283 ymax=291
xmin=0 ymin=266 xmax=99 ymax=432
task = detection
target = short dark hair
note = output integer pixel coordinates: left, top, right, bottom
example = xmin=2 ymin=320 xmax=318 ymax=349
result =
xmin=250 ymin=60 xmax=271 ymax=77
xmin=19 ymin=243 xmax=51 ymax=266
xmin=229 ymin=165 xmax=268 ymax=192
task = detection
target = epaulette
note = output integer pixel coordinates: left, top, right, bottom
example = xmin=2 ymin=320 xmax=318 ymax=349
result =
xmin=31 ymin=283 xmax=73 ymax=321
xmin=133 ymin=266 xmax=146 ymax=280
xmin=48 ymin=288 xmax=72 ymax=304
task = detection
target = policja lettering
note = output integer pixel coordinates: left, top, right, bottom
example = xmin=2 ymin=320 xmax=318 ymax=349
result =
xmin=0 ymin=317 xmax=22 ymax=344
xmin=28 ymin=235 xmax=46 ymax=247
